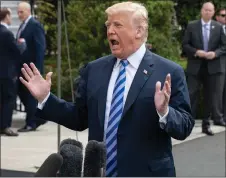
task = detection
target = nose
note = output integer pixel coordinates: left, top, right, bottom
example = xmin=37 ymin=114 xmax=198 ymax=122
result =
xmin=107 ymin=25 xmax=115 ymax=35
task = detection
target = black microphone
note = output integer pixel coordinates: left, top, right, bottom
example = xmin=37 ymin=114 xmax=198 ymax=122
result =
xmin=59 ymin=138 xmax=83 ymax=150
xmin=58 ymin=144 xmax=83 ymax=177
xmin=34 ymin=153 xmax=63 ymax=177
xmin=83 ymin=140 xmax=106 ymax=177
xmin=98 ymin=142 xmax=106 ymax=176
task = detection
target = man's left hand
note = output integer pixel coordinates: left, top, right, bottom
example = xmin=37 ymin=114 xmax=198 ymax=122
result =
xmin=205 ymin=51 xmax=216 ymax=60
xmin=154 ymin=74 xmax=171 ymax=116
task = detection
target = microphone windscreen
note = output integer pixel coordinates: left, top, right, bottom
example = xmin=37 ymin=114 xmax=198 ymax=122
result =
xmin=98 ymin=142 xmax=106 ymax=175
xmin=59 ymin=138 xmax=83 ymax=150
xmin=83 ymin=140 xmax=106 ymax=177
xmin=34 ymin=153 xmax=63 ymax=177
xmin=58 ymin=144 xmax=83 ymax=177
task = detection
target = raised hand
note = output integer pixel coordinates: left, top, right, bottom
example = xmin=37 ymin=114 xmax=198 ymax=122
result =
xmin=19 ymin=63 xmax=53 ymax=103
xmin=154 ymin=74 xmax=171 ymax=116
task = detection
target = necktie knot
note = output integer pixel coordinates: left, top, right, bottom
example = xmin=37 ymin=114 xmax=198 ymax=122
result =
xmin=120 ymin=59 xmax=129 ymax=67
xmin=203 ymin=24 xmax=209 ymax=30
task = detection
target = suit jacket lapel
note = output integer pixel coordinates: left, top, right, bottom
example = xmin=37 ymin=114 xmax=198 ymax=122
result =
xmin=98 ymin=56 xmax=116 ymax=127
xmin=208 ymin=21 xmax=215 ymax=48
xmin=122 ymin=49 xmax=156 ymax=118
xmin=198 ymin=20 xmax=204 ymax=49
xmin=20 ymin=17 xmax=32 ymax=37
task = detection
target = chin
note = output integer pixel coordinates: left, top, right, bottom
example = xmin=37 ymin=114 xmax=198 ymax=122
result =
xmin=110 ymin=48 xmax=122 ymax=58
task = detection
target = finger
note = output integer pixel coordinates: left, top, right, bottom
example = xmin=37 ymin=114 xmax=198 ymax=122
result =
xmin=163 ymin=90 xmax=170 ymax=104
xmin=21 ymin=68 xmax=31 ymax=82
xmin=23 ymin=63 xmax=34 ymax=78
xmin=155 ymin=81 xmax=161 ymax=93
xmin=30 ymin=62 xmax=40 ymax=75
xmin=19 ymin=76 xmax=29 ymax=89
xmin=166 ymin=73 xmax=171 ymax=86
xmin=46 ymin=72 xmax=53 ymax=84
xmin=165 ymin=81 xmax=171 ymax=95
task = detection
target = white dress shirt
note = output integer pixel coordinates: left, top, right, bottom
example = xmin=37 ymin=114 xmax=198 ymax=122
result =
xmin=223 ymin=25 xmax=226 ymax=34
xmin=0 ymin=22 xmax=9 ymax=29
xmin=38 ymin=43 xmax=169 ymax=135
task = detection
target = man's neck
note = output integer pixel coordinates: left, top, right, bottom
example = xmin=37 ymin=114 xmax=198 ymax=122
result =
xmin=202 ymin=18 xmax=211 ymax=23
xmin=23 ymin=15 xmax=32 ymax=24
xmin=0 ymin=21 xmax=9 ymax=28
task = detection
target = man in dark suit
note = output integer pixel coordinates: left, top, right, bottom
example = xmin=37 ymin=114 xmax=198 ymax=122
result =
xmin=0 ymin=7 xmax=26 ymax=136
xmin=16 ymin=2 xmax=46 ymax=132
xmin=182 ymin=2 xmax=226 ymax=136
xmin=19 ymin=2 xmax=194 ymax=176
xmin=215 ymin=7 xmax=226 ymax=122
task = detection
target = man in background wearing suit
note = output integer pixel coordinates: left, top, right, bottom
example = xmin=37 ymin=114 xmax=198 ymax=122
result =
xmin=183 ymin=2 xmax=226 ymax=136
xmin=0 ymin=7 xmax=26 ymax=136
xmin=19 ymin=2 xmax=194 ymax=176
xmin=16 ymin=2 xmax=46 ymax=132
xmin=215 ymin=7 xmax=226 ymax=122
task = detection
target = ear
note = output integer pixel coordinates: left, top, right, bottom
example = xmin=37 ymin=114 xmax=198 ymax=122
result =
xmin=135 ymin=26 xmax=143 ymax=39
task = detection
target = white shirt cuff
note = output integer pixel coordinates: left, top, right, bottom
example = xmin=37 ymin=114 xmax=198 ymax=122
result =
xmin=157 ymin=107 xmax=169 ymax=129
xmin=37 ymin=92 xmax=50 ymax=110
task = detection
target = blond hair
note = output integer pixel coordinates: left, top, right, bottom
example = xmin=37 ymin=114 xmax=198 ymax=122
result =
xmin=105 ymin=1 xmax=149 ymax=42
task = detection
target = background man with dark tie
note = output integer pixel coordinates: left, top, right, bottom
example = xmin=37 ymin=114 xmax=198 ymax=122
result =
xmin=16 ymin=2 xmax=46 ymax=132
xmin=183 ymin=2 xmax=226 ymax=136
xmin=0 ymin=7 xmax=26 ymax=136
xmin=215 ymin=7 xmax=226 ymax=122
xmin=19 ymin=2 xmax=194 ymax=177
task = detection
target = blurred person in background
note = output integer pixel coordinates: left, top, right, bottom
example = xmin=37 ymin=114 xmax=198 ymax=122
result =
xmin=183 ymin=2 xmax=226 ymax=136
xmin=215 ymin=7 xmax=226 ymax=122
xmin=16 ymin=1 xmax=47 ymax=132
xmin=0 ymin=7 xmax=26 ymax=136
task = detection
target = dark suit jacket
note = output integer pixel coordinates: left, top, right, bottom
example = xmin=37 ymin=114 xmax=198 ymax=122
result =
xmin=18 ymin=17 xmax=46 ymax=74
xmin=36 ymin=50 xmax=194 ymax=176
xmin=182 ymin=19 xmax=226 ymax=75
xmin=0 ymin=24 xmax=25 ymax=79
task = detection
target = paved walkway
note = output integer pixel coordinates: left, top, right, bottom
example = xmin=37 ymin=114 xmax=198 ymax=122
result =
xmin=1 ymin=112 xmax=225 ymax=173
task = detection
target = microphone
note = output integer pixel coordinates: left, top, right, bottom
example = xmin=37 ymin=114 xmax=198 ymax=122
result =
xmin=59 ymin=138 xmax=83 ymax=150
xmin=83 ymin=140 xmax=106 ymax=177
xmin=58 ymin=144 xmax=83 ymax=177
xmin=98 ymin=142 xmax=106 ymax=176
xmin=34 ymin=153 xmax=63 ymax=177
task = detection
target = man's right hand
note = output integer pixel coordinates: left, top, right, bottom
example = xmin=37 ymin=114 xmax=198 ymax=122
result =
xmin=19 ymin=63 xmax=53 ymax=103
xmin=195 ymin=50 xmax=207 ymax=58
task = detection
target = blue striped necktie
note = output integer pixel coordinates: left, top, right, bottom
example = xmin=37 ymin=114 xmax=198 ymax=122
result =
xmin=105 ymin=59 xmax=129 ymax=177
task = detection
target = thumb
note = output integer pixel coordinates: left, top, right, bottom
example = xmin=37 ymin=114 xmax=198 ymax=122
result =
xmin=155 ymin=81 xmax=161 ymax=93
xmin=46 ymin=72 xmax=53 ymax=84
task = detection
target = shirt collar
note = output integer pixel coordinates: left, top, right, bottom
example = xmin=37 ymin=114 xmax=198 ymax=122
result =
xmin=23 ymin=15 xmax=32 ymax=24
xmin=0 ymin=22 xmax=9 ymax=29
xmin=201 ymin=19 xmax=211 ymax=26
xmin=115 ymin=43 xmax=146 ymax=69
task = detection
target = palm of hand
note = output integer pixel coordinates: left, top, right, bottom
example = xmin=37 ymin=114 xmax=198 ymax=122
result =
xmin=154 ymin=89 xmax=166 ymax=112
xmin=27 ymin=75 xmax=50 ymax=98
xmin=19 ymin=63 xmax=53 ymax=102
xmin=154 ymin=74 xmax=171 ymax=115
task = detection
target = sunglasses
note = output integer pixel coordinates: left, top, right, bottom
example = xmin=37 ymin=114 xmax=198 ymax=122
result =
xmin=219 ymin=14 xmax=226 ymax=17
